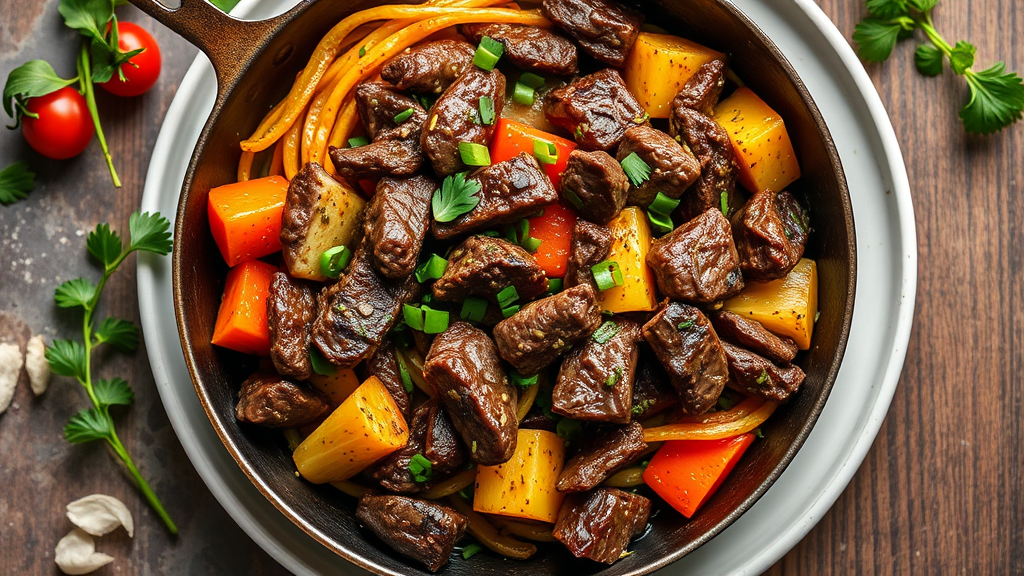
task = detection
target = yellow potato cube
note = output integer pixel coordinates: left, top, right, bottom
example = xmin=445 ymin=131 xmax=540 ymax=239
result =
xmin=598 ymin=207 xmax=659 ymax=313
xmin=713 ymin=87 xmax=801 ymax=193
xmin=721 ymin=258 xmax=818 ymax=349
xmin=623 ymin=32 xmax=726 ymax=118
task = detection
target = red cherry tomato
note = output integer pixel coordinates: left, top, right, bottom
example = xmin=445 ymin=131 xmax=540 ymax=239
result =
xmin=21 ymin=87 xmax=95 ymax=160
xmin=98 ymin=22 xmax=162 ymax=97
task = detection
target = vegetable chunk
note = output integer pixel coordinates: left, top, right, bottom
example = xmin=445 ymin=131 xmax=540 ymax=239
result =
xmin=474 ymin=428 xmax=565 ymax=523
xmin=713 ymin=87 xmax=801 ymax=193
xmin=598 ymin=207 xmax=658 ymax=313
xmin=207 ymin=176 xmax=289 ymax=266
xmin=623 ymin=32 xmax=726 ymax=119
xmin=211 ymin=259 xmax=277 ymax=355
xmin=721 ymin=257 xmax=817 ymax=349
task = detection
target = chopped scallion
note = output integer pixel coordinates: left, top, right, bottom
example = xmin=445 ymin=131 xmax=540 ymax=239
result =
xmin=647 ymin=211 xmax=674 ymax=236
xmin=460 ymin=297 xmax=488 ymax=322
xmin=562 ymin=188 xmax=584 ymax=210
xmin=496 ymin=285 xmax=520 ymax=309
xmin=347 ymin=135 xmax=369 ymax=148
xmin=510 ymin=370 xmax=539 ymax=388
xmin=422 ymin=306 xmax=450 ymax=334
xmin=358 ymin=45 xmax=366 ymax=58
xmin=512 ymin=81 xmax=535 ymax=106
xmin=394 ymin=108 xmax=415 ymax=123
xmin=519 ymin=72 xmax=545 ymax=89
xmin=591 ymin=320 xmax=620 ymax=344
xmin=649 ymin=191 xmax=681 ymax=216
xmin=533 ymin=138 xmax=558 ymax=165
xmin=309 ymin=348 xmax=336 ymax=376
xmin=620 ymin=152 xmax=652 ymax=187
xmin=605 ymin=366 xmax=623 ymax=387
xmin=458 ymin=141 xmax=491 ymax=166
xmin=319 ymin=245 xmax=351 ymax=279
xmin=591 ymin=260 xmax=624 ymax=292
xmin=677 ymin=319 xmax=695 ymax=330
xmin=521 ymin=235 xmax=543 ymax=253
xmin=396 ymin=353 xmax=414 ymax=394
xmin=415 ymin=254 xmax=448 ymax=283
xmin=403 ymin=304 xmax=425 ymax=331
xmin=462 ymin=543 xmax=483 ymax=560
xmin=479 ymin=96 xmax=495 ymax=126
xmin=546 ymin=278 xmax=563 ymax=294
xmin=720 ymin=191 xmax=729 ymax=215
xmin=408 ymin=453 xmax=433 ymax=483
xmin=501 ymin=304 xmax=520 ymax=318
xmin=473 ymin=36 xmax=504 ymax=70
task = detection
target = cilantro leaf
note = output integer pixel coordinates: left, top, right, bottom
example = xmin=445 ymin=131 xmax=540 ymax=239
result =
xmin=46 ymin=339 xmax=88 ymax=382
xmin=93 ymin=378 xmax=134 ymax=407
xmin=58 ymin=0 xmax=114 ymax=43
xmin=853 ymin=18 xmax=905 ymax=62
xmin=64 ymin=408 xmax=112 ymax=443
xmin=87 ymin=223 xmax=122 ymax=268
xmin=128 ymin=211 xmax=173 ymax=255
xmin=914 ymin=43 xmax=944 ymax=76
xmin=55 ymin=278 xmax=97 ymax=309
xmin=2 ymin=60 xmax=78 ymax=123
xmin=908 ymin=0 xmax=938 ymax=11
xmin=949 ymin=41 xmax=976 ymax=75
xmin=961 ymin=62 xmax=1024 ymax=134
xmin=0 ymin=162 xmax=35 ymax=205
xmin=94 ymin=317 xmax=139 ymax=352
xmin=865 ymin=0 xmax=909 ymax=18
xmin=432 ymin=172 xmax=481 ymax=223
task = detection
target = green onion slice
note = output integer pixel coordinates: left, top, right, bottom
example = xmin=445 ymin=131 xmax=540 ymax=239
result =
xmin=458 ymin=141 xmax=491 ymax=167
xmin=620 ymin=152 xmax=652 ymax=187
xmin=396 ymin=352 xmax=414 ymax=393
xmin=720 ymin=190 xmax=730 ymax=215
xmin=319 ymin=245 xmax=351 ymax=279
xmin=496 ymin=285 xmax=520 ymax=309
xmin=546 ymin=278 xmax=563 ymax=294
xmin=649 ymin=191 xmax=681 ymax=216
xmin=479 ymin=96 xmax=495 ymax=126
xmin=460 ymin=297 xmax=488 ymax=322
xmin=591 ymin=320 xmax=620 ymax=344
xmin=358 ymin=45 xmax=367 ymax=58
xmin=562 ymin=188 xmax=584 ymax=210
xmin=394 ymin=108 xmax=415 ymax=123
xmin=408 ymin=453 xmax=433 ymax=482
xmin=501 ymin=304 xmax=520 ymax=318
xmin=347 ymin=135 xmax=369 ymax=148
xmin=473 ymin=36 xmax=504 ymax=70
xmin=415 ymin=254 xmax=448 ymax=283
xmin=521 ymin=235 xmax=543 ymax=253
xmin=519 ymin=72 xmax=545 ymax=89
xmin=462 ymin=543 xmax=483 ymax=560
xmin=647 ymin=210 xmax=674 ymax=236
xmin=512 ymin=81 xmax=535 ymax=106
xmin=309 ymin=348 xmax=336 ymax=376
xmin=510 ymin=370 xmax=539 ymax=388
xmin=533 ymin=138 xmax=558 ymax=165
xmin=422 ymin=306 xmax=450 ymax=334
xmin=403 ymin=304 xmax=425 ymax=331
xmin=591 ymin=260 xmax=624 ymax=292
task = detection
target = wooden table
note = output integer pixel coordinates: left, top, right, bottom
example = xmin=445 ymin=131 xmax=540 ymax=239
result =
xmin=0 ymin=0 xmax=1019 ymax=574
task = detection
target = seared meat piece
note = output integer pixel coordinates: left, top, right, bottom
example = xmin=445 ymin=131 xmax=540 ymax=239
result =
xmin=616 ymin=124 xmax=701 ymax=207
xmin=420 ymin=401 xmax=468 ymax=475
xmin=647 ymin=208 xmax=744 ymax=304
xmin=366 ymin=340 xmax=411 ymax=418
xmin=711 ymin=311 xmax=798 ymax=364
xmin=672 ymin=59 xmax=728 ymax=116
xmin=670 ymin=106 xmax=740 ymax=221
xmin=553 ymin=488 xmax=651 ymax=564
xmin=519 ymin=408 xmax=557 ymax=432
xmin=421 ymin=67 xmax=505 ymax=176
xmin=423 ymin=322 xmax=519 ymax=465
xmin=329 ymin=138 xmax=423 ymax=180
xmin=545 ymin=69 xmax=646 ymax=151
xmin=353 ymin=81 xmax=427 ymax=142
xmin=331 ymin=83 xmax=428 ymax=179
xmin=556 ymin=422 xmax=647 ymax=492
xmin=564 ymin=219 xmax=613 ymax=292
xmin=363 ymin=175 xmax=435 ymax=279
xmin=370 ymin=399 xmax=467 ymax=493
xmin=311 ymin=241 xmax=418 ymax=367
xmin=732 ymin=189 xmax=810 ymax=282
xmin=432 ymin=153 xmax=558 ymax=239
xmin=541 ymin=0 xmax=643 ymax=67
xmin=432 ymin=235 xmax=547 ymax=303
xmin=642 ymin=301 xmax=729 ymax=414
xmin=462 ymin=23 xmax=578 ymax=76
xmin=235 ymin=373 xmax=329 ymax=428
xmin=356 ymin=494 xmax=469 ymax=572
xmin=723 ymin=342 xmax=806 ymax=402
xmin=559 ymin=149 xmax=629 ymax=224
xmin=381 ymin=39 xmax=476 ymax=94
xmin=630 ymin=354 xmax=678 ymax=421
xmin=552 ymin=318 xmax=641 ymax=423
xmin=493 ymin=283 xmax=602 ymax=375
xmin=267 ymin=272 xmax=316 ymax=380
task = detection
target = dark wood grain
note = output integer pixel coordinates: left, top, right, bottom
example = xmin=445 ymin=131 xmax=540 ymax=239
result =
xmin=0 ymin=1 xmax=1020 ymax=575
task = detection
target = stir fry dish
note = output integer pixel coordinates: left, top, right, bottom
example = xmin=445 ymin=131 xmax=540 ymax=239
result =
xmin=206 ymin=0 xmax=818 ymax=570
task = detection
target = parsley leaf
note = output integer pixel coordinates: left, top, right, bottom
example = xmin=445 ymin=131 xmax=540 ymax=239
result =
xmin=914 ymin=43 xmax=944 ymax=76
xmin=949 ymin=41 xmax=976 ymax=75
xmin=865 ymin=0 xmax=908 ymax=18
xmin=853 ymin=18 xmax=906 ymax=62
xmin=962 ymin=62 xmax=1024 ymax=134
xmin=64 ymin=408 xmax=112 ymax=443
xmin=94 ymin=317 xmax=139 ymax=352
xmin=128 ymin=211 xmax=173 ymax=255
xmin=432 ymin=172 xmax=481 ymax=223
xmin=0 ymin=162 xmax=35 ymax=205
xmin=2 ymin=61 xmax=77 ymax=124
xmin=46 ymin=339 xmax=88 ymax=381
xmin=87 ymin=223 xmax=122 ymax=268
xmin=908 ymin=0 xmax=938 ymax=10
xmin=93 ymin=378 xmax=134 ymax=407
xmin=55 ymin=278 xmax=97 ymax=309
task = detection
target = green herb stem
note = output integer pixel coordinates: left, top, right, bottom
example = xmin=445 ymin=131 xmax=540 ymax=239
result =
xmin=77 ymin=41 xmax=121 ymax=188
xmin=107 ymin=427 xmax=178 ymax=534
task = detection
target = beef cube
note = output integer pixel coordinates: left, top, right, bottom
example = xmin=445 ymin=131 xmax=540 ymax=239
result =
xmin=564 ymin=219 xmax=613 ymax=293
xmin=267 ymin=272 xmax=316 ymax=380
xmin=616 ymin=124 xmax=701 ymax=207
xmin=545 ymin=69 xmax=646 ymax=151
xmin=381 ymin=39 xmax=477 ymax=94
xmin=329 ymin=139 xmax=424 ymax=180
xmin=642 ymin=301 xmax=728 ymax=414
xmin=432 ymin=153 xmax=558 ymax=239
xmin=552 ymin=318 xmax=641 ymax=423
xmin=365 ymin=339 xmax=411 ymax=418
xmin=432 ymin=235 xmax=548 ymax=303
xmin=711 ymin=311 xmax=798 ymax=364
xmin=556 ymin=422 xmax=647 ymax=492
xmin=235 ymin=373 xmax=329 ymax=428
xmin=669 ymin=106 xmax=740 ymax=221
xmin=559 ymin=149 xmax=629 ymax=224
xmin=421 ymin=67 xmax=505 ymax=176
xmin=732 ymin=189 xmax=810 ymax=282
xmin=421 ymin=401 xmax=468 ymax=476
xmin=370 ymin=399 xmax=467 ymax=493
xmin=493 ymin=283 xmax=603 ymax=375
xmin=647 ymin=208 xmax=744 ymax=304
xmin=356 ymin=494 xmax=469 ymax=572
xmin=541 ymin=0 xmax=644 ymax=67
xmin=723 ymin=342 xmax=806 ymax=402
xmin=462 ymin=23 xmax=578 ymax=76
xmin=519 ymin=408 xmax=557 ymax=432
xmin=553 ymin=488 xmax=651 ymax=564
xmin=629 ymin=353 xmax=679 ymax=421
xmin=423 ymin=322 xmax=519 ymax=465
xmin=353 ymin=81 xmax=427 ymax=142
xmin=363 ymin=175 xmax=435 ymax=279
xmin=672 ymin=59 xmax=728 ymax=116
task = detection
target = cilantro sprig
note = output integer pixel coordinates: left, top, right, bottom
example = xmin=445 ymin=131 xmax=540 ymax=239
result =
xmin=0 ymin=162 xmax=35 ymax=205
xmin=853 ymin=0 xmax=1024 ymax=134
xmin=45 ymin=211 xmax=177 ymax=534
xmin=432 ymin=172 xmax=481 ymax=223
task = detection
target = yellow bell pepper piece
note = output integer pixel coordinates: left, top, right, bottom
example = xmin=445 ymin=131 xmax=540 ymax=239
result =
xmin=598 ymin=207 xmax=658 ymax=313
xmin=306 ymin=368 xmax=360 ymax=409
xmin=721 ymin=258 xmax=817 ymax=349
xmin=623 ymin=32 xmax=725 ymax=119
xmin=713 ymin=87 xmax=801 ymax=194
xmin=473 ymin=429 xmax=565 ymax=523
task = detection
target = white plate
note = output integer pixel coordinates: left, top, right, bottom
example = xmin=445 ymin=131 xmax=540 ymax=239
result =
xmin=138 ymin=0 xmax=916 ymax=573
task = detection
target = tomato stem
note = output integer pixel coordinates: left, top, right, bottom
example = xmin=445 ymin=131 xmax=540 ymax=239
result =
xmin=77 ymin=41 xmax=121 ymax=188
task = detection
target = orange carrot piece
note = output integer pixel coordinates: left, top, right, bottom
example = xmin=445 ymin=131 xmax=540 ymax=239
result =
xmin=210 ymin=259 xmax=278 ymax=355
xmin=207 ymin=176 xmax=289 ymax=267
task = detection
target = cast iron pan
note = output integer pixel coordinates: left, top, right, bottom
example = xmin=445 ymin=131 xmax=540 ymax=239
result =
xmin=127 ymin=0 xmax=857 ymax=573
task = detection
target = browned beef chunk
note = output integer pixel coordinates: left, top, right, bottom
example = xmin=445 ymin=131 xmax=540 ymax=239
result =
xmin=432 ymin=235 xmax=547 ymax=303
xmin=329 ymin=139 xmax=424 ymax=180
xmin=267 ymin=272 xmax=315 ymax=380
xmin=366 ymin=339 xmax=411 ymax=418
xmin=421 ymin=401 xmax=468 ymax=475
xmin=311 ymin=241 xmax=418 ymax=367
xmin=711 ymin=311 xmax=798 ymax=364
xmin=732 ymin=189 xmax=810 ymax=282
xmin=381 ymin=39 xmax=476 ymax=94
xmin=629 ymin=351 xmax=678 ymax=420
xmin=723 ymin=342 xmax=806 ymax=402
xmin=235 ymin=373 xmax=329 ymax=428
xmin=354 ymin=81 xmax=427 ymax=142
xmin=617 ymin=124 xmax=701 ymax=207
xmin=432 ymin=153 xmax=557 ymax=239
xmin=559 ymin=149 xmax=629 ymax=224
xmin=553 ymin=488 xmax=651 ymax=564
xmin=423 ymin=322 xmax=518 ymax=465
xmin=462 ymin=23 xmax=578 ymax=76
xmin=421 ymin=67 xmax=505 ymax=176
xmin=370 ymin=399 xmax=467 ymax=493
xmin=519 ymin=408 xmax=557 ymax=432
xmin=647 ymin=208 xmax=744 ymax=304
xmin=564 ymin=219 xmax=613 ymax=292
xmin=670 ymin=106 xmax=740 ymax=221
xmin=541 ymin=0 xmax=643 ymax=67
xmin=356 ymin=494 xmax=469 ymax=572
xmin=672 ymin=59 xmax=728 ymax=116
xmin=642 ymin=301 xmax=728 ymax=414
xmin=493 ymin=284 xmax=603 ymax=375
xmin=556 ymin=422 xmax=647 ymax=492
xmin=552 ymin=319 xmax=641 ymax=423
xmin=280 ymin=163 xmax=360 ymax=278
xmin=545 ymin=69 xmax=646 ymax=151
xmin=330 ymin=83 xmax=428 ymax=179
xmin=363 ymin=175 xmax=435 ymax=279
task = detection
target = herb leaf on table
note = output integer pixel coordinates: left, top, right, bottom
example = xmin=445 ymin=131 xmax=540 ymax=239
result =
xmin=0 ymin=162 xmax=35 ymax=205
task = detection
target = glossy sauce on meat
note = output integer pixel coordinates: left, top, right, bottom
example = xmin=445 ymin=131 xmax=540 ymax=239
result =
xmin=355 ymin=494 xmax=469 ymax=572
xmin=381 ymin=39 xmax=476 ymax=94
xmin=552 ymin=318 xmax=641 ymax=423
xmin=731 ymin=189 xmax=810 ymax=282
xmin=629 ymin=354 xmax=679 ymax=420
xmin=353 ymin=81 xmax=427 ymax=142
xmin=672 ymin=59 xmax=728 ymax=116
xmin=363 ymin=175 xmax=435 ymax=279
xmin=545 ymin=69 xmax=647 ymax=151
xmin=370 ymin=398 xmax=466 ymax=493
xmin=617 ymin=124 xmax=701 ymax=206
xmin=421 ymin=66 xmax=505 ymax=176
xmin=564 ymin=219 xmax=613 ymax=292
xmin=365 ymin=339 xmax=411 ymax=418
xmin=559 ymin=149 xmax=629 ymax=224
xmin=432 ymin=235 xmax=548 ymax=303
xmin=542 ymin=0 xmax=643 ymax=66
xmin=329 ymin=138 xmax=424 ymax=180
xmin=266 ymin=272 xmax=315 ymax=380
xmin=723 ymin=342 xmax=806 ymax=402
xmin=552 ymin=487 xmax=651 ymax=564
xmin=235 ymin=373 xmax=329 ymax=428
xmin=711 ymin=310 xmax=798 ymax=364
xmin=670 ymin=106 xmax=740 ymax=221
xmin=462 ymin=23 xmax=578 ymax=76
xmin=647 ymin=208 xmax=744 ymax=304
xmin=556 ymin=421 xmax=647 ymax=492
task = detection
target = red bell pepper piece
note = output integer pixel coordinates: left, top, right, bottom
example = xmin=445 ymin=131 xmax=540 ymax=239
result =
xmin=528 ymin=202 xmax=577 ymax=278
xmin=643 ymin=433 xmax=756 ymax=518
xmin=489 ymin=117 xmax=576 ymax=189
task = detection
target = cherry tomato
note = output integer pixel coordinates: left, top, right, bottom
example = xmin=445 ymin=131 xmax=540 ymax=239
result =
xmin=21 ymin=87 xmax=95 ymax=160
xmin=98 ymin=22 xmax=162 ymax=97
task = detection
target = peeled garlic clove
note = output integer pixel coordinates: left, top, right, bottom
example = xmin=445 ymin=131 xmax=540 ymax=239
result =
xmin=66 ymin=494 xmax=134 ymax=537
xmin=54 ymin=528 xmax=114 ymax=575
xmin=26 ymin=335 xmax=50 ymax=396
xmin=0 ymin=342 xmax=23 ymax=414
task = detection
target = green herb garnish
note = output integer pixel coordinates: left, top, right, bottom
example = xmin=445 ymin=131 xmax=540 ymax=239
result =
xmin=619 ymin=152 xmax=651 ymax=187
xmin=432 ymin=172 xmax=481 ymax=223
xmin=478 ymin=96 xmax=495 ymax=126
xmin=393 ymin=107 xmax=415 ymax=123
xmin=462 ymin=543 xmax=483 ymax=560
xmin=0 ymin=161 xmax=34 ymax=205
xmin=408 ymin=453 xmax=433 ymax=483
xmin=591 ymin=320 xmax=620 ymax=344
